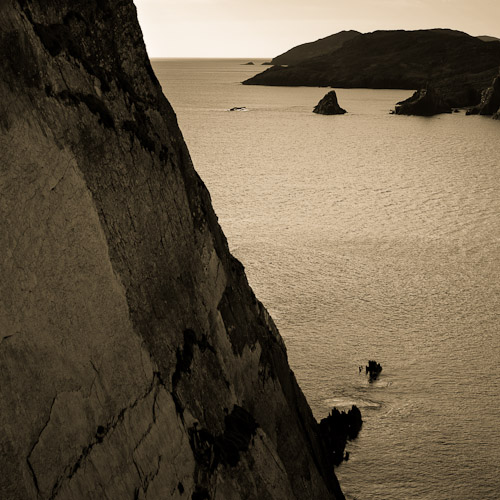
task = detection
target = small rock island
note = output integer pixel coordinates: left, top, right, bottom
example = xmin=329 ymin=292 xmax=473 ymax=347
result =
xmin=365 ymin=360 xmax=383 ymax=381
xmin=313 ymin=90 xmax=347 ymax=115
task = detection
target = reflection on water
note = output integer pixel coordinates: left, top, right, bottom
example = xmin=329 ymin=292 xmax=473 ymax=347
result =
xmin=152 ymin=58 xmax=500 ymax=500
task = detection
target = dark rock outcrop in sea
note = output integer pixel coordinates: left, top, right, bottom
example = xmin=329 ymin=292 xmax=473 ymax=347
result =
xmin=320 ymin=406 xmax=363 ymax=466
xmin=466 ymin=70 xmax=500 ymax=116
xmin=243 ymin=29 xmax=500 ymax=108
xmin=365 ymin=361 xmax=383 ymax=381
xmin=0 ymin=1 xmax=346 ymax=499
xmin=394 ymin=87 xmax=452 ymax=116
xmin=242 ymin=61 xmax=255 ymax=65
xmin=313 ymin=90 xmax=347 ymax=115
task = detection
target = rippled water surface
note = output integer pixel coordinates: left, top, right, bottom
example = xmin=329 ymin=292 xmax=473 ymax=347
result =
xmin=152 ymin=59 xmax=500 ymax=500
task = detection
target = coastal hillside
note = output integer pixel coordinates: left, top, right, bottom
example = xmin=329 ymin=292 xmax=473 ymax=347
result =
xmin=478 ymin=35 xmax=500 ymax=42
xmin=271 ymin=30 xmax=361 ymax=66
xmin=0 ymin=1 xmax=344 ymax=499
xmin=244 ymin=29 xmax=500 ymax=107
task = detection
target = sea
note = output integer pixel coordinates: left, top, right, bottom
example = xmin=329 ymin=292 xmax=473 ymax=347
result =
xmin=151 ymin=58 xmax=500 ymax=500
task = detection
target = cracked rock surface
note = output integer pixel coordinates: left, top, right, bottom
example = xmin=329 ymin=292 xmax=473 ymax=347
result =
xmin=0 ymin=1 xmax=344 ymax=499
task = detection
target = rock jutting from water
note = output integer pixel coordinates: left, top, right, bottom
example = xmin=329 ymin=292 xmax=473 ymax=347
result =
xmin=313 ymin=90 xmax=347 ymax=115
xmin=365 ymin=360 xmax=383 ymax=381
xmin=466 ymin=70 xmax=500 ymax=116
xmin=394 ymin=87 xmax=452 ymax=116
xmin=319 ymin=406 xmax=363 ymax=466
xmin=0 ymin=1 xmax=347 ymax=499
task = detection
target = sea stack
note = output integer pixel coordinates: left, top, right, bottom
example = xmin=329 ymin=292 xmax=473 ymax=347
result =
xmin=0 ymin=1 xmax=345 ymax=499
xmin=313 ymin=90 xmax=347 ymax=115
xmin=394 ymin=87 xmax=452 ymax=116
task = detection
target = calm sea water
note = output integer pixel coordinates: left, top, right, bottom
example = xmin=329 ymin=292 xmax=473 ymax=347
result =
xmin=152 ymin=59 xmax=500 ymax=500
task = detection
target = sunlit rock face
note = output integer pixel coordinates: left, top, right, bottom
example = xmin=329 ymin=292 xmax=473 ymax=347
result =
xmin=0 ymin=1 xmax=344 ymax=499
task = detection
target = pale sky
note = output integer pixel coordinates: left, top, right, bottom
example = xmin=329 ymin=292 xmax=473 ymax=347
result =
xmin=134 ymin=0 xmax=500 ymax=58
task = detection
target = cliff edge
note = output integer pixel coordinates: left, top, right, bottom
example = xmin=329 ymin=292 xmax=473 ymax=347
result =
xmin=0 ymin=1 xmax=343 ymax=499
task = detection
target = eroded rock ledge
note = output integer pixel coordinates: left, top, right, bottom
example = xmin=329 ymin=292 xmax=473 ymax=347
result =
xmin=0 ymin=1 xmax=345 ymax=499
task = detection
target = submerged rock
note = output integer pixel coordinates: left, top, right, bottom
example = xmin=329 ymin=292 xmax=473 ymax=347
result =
xmin=466 ymin=70 xmax=500 ymax=116
xmin=394 ymin=87 xmax=452 ymax=116
xmin=313 ymin=90 xmax=347 ymax=115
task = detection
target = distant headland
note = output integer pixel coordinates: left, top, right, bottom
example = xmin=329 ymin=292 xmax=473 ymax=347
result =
xmin=243 ymin=29 xmax=500 ymax=113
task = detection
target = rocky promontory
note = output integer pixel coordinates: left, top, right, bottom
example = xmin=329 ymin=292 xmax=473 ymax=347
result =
xmin=244 ymin=29 xmax=500 ymax=108
xmin=313 ymin=90 xmax=347 ymax=115
xmin=0 ymin=1 xmax=346 ymax=499
xmin=466 ymin=70 xmax=500 ymax=116
xmin=394 ymin=87 xmax=452 ymax=116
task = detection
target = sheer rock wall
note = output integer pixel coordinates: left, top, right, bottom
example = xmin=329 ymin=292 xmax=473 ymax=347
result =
xmin=0 ymin=1 xmax=343 ymax=499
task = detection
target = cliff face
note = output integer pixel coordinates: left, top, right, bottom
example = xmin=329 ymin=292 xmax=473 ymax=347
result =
xmin=0 ymin=2 xmax=343 ymax=499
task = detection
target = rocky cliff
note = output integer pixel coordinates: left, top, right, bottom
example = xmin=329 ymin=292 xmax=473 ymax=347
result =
xmin=0 ymin=1 xmax=344 ymax=499
xmin=244 ymin=29 xmax=500 ymax=108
